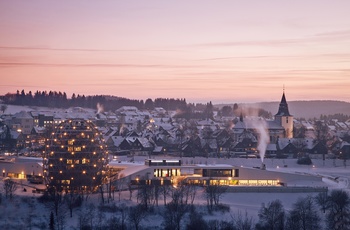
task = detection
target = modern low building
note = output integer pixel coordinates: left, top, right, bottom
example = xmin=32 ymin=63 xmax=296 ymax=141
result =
xmin=110 ymin=159 xmax=323 ymax=188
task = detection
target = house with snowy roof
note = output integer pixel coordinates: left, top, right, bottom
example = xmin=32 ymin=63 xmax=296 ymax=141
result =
xmin=11 ymin=111 xmax=34 ymax=134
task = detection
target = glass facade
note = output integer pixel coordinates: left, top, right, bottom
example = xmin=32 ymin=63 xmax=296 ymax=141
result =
xmin=153 ymin=168 xmax=180 ymax=177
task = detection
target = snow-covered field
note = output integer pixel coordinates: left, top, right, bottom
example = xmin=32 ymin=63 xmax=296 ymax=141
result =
xmin=0 ymin=157 xmax=349 ymax=229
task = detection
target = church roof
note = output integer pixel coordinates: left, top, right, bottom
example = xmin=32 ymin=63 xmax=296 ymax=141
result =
xmin=275 ymin=92 xmax=291 ymax=116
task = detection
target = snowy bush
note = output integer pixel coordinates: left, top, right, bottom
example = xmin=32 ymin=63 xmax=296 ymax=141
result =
xmin=297 ymin=156 xmax=312 ymax=165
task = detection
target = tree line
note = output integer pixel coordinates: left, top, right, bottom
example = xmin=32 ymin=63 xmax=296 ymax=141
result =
xmin=0 ymin=89 xmax=207 ymax=112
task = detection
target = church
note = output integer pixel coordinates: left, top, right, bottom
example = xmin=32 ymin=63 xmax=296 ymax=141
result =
xmin=233 ymin=91 xmax=294 ymax=144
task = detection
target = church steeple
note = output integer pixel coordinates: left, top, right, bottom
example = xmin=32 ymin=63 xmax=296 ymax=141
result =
xmin=275 ymin=91 xmax=291 ymax=116
xmin=274 ymin=89 xmax=293 ymax=138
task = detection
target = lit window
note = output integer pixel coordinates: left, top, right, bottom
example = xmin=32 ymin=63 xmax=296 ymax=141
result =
xmin=74 ymin=146 xmax=82 ymax=152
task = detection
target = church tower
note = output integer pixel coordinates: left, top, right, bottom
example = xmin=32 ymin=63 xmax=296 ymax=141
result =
xmin=275 ymin=90 xmax=293 ymax=138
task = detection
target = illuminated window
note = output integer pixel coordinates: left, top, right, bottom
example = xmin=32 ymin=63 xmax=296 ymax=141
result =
xmin=67 ymin=159 xmax=72 ymax=164
xmin=68 ymin=140 xmax=74 ymax=145
xmin=74 ymin=146 xmax=82 ymax=152
xmin=61 ymin=180 xmax=70 ymax=184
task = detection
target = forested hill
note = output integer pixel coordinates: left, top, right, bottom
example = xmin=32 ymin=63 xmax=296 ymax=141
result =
xmin=249 ymin=100 xmax=350 ymax=119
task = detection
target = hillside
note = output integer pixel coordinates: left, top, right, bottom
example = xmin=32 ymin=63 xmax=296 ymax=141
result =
xmin=217 ymin=100 xmax=350 ymax=119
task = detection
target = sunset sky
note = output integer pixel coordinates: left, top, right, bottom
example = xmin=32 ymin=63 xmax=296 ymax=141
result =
xmin=1 ymin=1 xmax=350 ymax=103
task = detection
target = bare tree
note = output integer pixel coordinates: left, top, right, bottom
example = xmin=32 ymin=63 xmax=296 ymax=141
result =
xmin=292 ymin=138 xmax=307 ymax=158
xmin=118 ymin=203 xmax=128 ymax=230
xmin=186 ymin=207 xmax=209 ymax=230
xmin=127 ymin=180 xmax=133 ymax=201
xmin=162 ymin=199 xmax=188 ymax=230
xmin=314 ymin=191 xmax=329 ymax=214
xmin=204 ymin=181 xmax=228 ymax=211
xmin=96 ymin=207 xmax=106 ymax=230
xmin=326 ymin=189 xmax=350 ymax=230
xmin=3 ymin=178 xmax=17 ymax=199
xmin=128 ymin=204 xmax=147 ymax=230
xmin=78 ymin=203 xmax=96 ymax=230
xmin=152 ymin=181 xmax=161 ymax=206
xmin=136 ymin=181 xmax=153 ymax=210
xmin=160 ymin=184 xmax=170 ymax=205
xmin=231 ymin=210 xmax=254 ymax=230
xmin=56 ymin=202 xmax=67 ymax=230
xmin=64 ymin=190 xmax=81 ymax=217
xmin=256 ymin=199 xmax=285 ymax=230
xmin=107 ymin=214 xmax=126 ymax=230
xmin=314 ymin=120 xmax=330 ymax=164
xmin=116 ymin=177 xmax=126 ymax=202
xmin=99 ymin=185 xmax=105 ymax=204
xmin=285 ymin=196 xmax=320 ymax=230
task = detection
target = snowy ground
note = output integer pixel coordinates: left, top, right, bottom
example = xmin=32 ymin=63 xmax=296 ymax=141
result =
xmin=1 ymin=157 xmax=349 ymax=229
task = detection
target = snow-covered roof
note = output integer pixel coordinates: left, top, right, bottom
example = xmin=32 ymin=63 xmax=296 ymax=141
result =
xmin=13 ymin=111 xmax=33 ymax=119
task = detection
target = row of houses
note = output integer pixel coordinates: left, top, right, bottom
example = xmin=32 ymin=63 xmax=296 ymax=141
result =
xmin=1 ymin=92 xmax=350 ymax=159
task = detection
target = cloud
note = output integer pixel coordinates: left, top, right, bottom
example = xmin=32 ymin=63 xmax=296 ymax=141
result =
xmin=0 ymin=46 xmax=180 ymax=53
xmin=0 ymin=62 xmax=203 ymax=69
xmin=192 ymin=29 xmax=350 ymax=48
xmin=314 ymin=29 xmax=350 ymax=38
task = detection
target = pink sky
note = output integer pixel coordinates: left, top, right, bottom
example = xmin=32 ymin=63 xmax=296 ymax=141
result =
xmin=1 ymin=1 xmax=350 ymax=103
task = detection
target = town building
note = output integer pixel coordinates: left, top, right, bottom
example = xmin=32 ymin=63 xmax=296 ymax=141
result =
xmin=43 ymin=119 xmax=109 ymax=192
xmin=110 ymin=159 xmax=323 ymax=188
xmin=233 ymin=91 xmax=294 ymax=145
